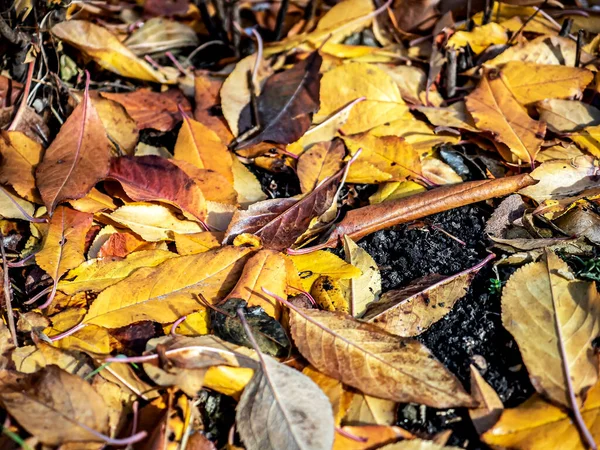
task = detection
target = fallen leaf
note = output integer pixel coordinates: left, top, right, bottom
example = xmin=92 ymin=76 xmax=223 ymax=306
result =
xmin=45 ymin=308 xmax=115 ymax=354
xmin=52 ymin=20 xmax=175 ymax=83
xmin=378 ymin=65 xmax=443 ymax=107
xmin=571 ymin=124 xmax=600 ymax=157
xmin=194 ymin=72 xmax=233 ymax=143
xmin=303 ymin=365 xmax=353 ymax=425
xmin=416 ymin=102 xmax=478 ymax=132
xmin=333 ymin=425 xmax=413 ymax=450
xmin=221 ymin=54 xmax=273 ymax=137
xmin=315 ymin=62 xmax=408 ymax=135
xmin=0 ymin=186 xmax=35 ymax=221
xmin=174 ymin=114 xmax=233 ymax=182
xmin=225 ymin=249 xmax=288 ymax=318
xmin=447 ymin=22 xmax=508 ymax=53
xmin=345 ymin=393 xmax=397 ymax=425
xmin=83 ymin=246 xmax=253 ymax=327
xmin=0 ymin=365 xmax=110 ymax=446
xmin=36 ymin=81 xmax=112 ymax=213
xmin=288 ymin=307 xmax=475 ymax=407
xmin=363 ymin=255 xmax=491 ymax=336
xmin=369 ymin=181 xmax=427 ymax=204
xmin=236 ymin=353 xmax=335 ymax=450
xmin=11 ymin=343 xmax=92 ymax=377
xmin=0 ymin=75 xmax=22 ymax=107
xmin=172 ymin=160 xmax=237 ymax=205
xmin=123 ymin=17 xmax=198 ymax=56
xmin=469 ymin=365 xmax=504 ymax=435
xmin=101 ymin=88 xmax=192 ymax=132
xmin=500 ymin=62 xmax=593 ymax=105
xmin=465 ymin=73 xmax=545 ymax=165
xmin=105 ymin=203 xmax=204 ymax=242
xmin=311 ymin=275 xmax=350 ymax=313
xmin=211 ymin=298 xmax=290 ymax=356
xmin=502 ymin=249 xmax=600 ymax=407
xmin=379 ymin=439 xmax=462 ymax=450
xmin=290 ymin=250 xmax=362 ymax=291
xmin=297 ymin=141 xmax=345 ymax=193
xmin=341 ymin=235 xmax=381 ymax=317
xmin=231 ymin=157 xmax=267 ymax=207
xmin=536 ymin=99 xmax=600 ymax=133
xmin=69 ymin=188 xmax=117 ymax=214
xmin=107 ymin=155 xmax=207 ymax=222
xmin=58 ymin=249 xmax=175 ymax=294
xmin=175 ymin=231 xmax=223 ymax=255
xmin=320 ymin=174 xmax=536 ymax=248
xmin=236 ymin=51 xmax=322 ymax=149
xmin=97 ymin=231 xmax=160 ymax=258
xmin=36 ymin=206 xmax=93 ymax=282
xmin=0 ymin=131 xmax=42 ymax=202
xmin=342 ymin=133 xmax=422 ymax=184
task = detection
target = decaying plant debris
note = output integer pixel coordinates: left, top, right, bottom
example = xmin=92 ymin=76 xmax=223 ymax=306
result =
xmin=1 ymin=0 xmax=600 ymax=449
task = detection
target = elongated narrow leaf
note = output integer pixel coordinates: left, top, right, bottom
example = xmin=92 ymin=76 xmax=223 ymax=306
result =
xmin=0 ymin=365 xmax=110 ymax=446
xmin=36 ymin=206 xmax=93 ymax=281
xmin=83 ymin=246 xmax=254 ymax=328
xmin=363 ymin=255 xmax=491 ymax=336
xmin=289 ymin=307 xmax=475 ymax=408
xmin=235 ymin=51 xmax=322 ymax=149
xmin=107 ymin=155 xmax=207 ymax=221
xmin=36 ymin=82 xmax=112 ymax=213
xmin=236 ymin=354 xmax=335 ymax=450
xmin=502 ymin=249 xmax=600 ymax=407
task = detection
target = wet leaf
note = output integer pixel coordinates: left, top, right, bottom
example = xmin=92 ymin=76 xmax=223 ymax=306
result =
xmin=0 ymin=365 xmax=110 ymax=446
xmin=288 ymin=307 xmax=475 ymax=407
xmin=236 ymin=51 xmax=322 ymax=149
xmin=502 ymin=249 xmax=600 ymax=407
xmin=0 ymin=131 xmax=42 ymax=202
xmin=36 ymin=82 xmax=112 ymax=214
xmin=83 ymin=246 xmax=253 ymax=328
xmin=211 ymin=298 xmax=290 ymax=357
xmin=465 ymin=73 xmax=545 ymax=165
xmin=101 ymin=89 xmax=192 ymax=132
xmin=52 ymin=20 xmax=176 ymax=83
xmin=107 ymin=155 xmax=207 ymax=222
xmin=363 ymin=256 xmax=490 ymax=336
xmin=236 ymin=353 xmax=335 ymax=450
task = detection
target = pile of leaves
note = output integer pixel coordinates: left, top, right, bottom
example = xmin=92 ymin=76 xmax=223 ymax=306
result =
xmin=1 ymin=0 xmax=600 ymax=449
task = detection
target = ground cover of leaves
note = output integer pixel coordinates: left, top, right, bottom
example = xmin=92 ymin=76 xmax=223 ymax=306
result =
xmin=1 ymin=0 xmax=600 ymax=449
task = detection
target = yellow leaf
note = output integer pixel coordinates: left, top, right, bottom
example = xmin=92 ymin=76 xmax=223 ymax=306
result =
xmin=289 ymin=251 xmax=362 ymax=291
xmin=105 ymin=203 xmax=204 ymax=242
xmin=484 ymin=36 xmax=582 ymax=68
xmin=171 ymin=160 xmax=237 ymax=205
xmin=343 ymin=133 xmax=422 ymax=184
xmin=297 ymin=141 xmax=345 ymax=193
xmin=378 ymin=65 xmax=444 ymax=107
xmin=502 ymin=250 xmax=600 ymax=407
xmin=537 ymin=99 xmax=600 ymax=133
xmin=0 ymin=186 xmax=35 ymax=221
xmin=314 ymin=0 xmax=374 ymax=43
xmin=163 ymin=309 xmax=210 ymax=336
xmin=226 ymin=249 xmax=287 ymax=319
xmin=231 ymin=157 xmax=267 ymax=207
xmin=368 ymin=180 xmax=426 ymax=204
xmin=68 ymin=188 xmax=117 ymax=214
xmin=204 ymin=365 xmax=254 ymax=399
xmin=58 ymin=249 xmax=176 ymax=294
xmin=416 ymin=102 xmax=478 ymax=132
xmin=0 ymin=131 xmax=42 ymax=202
xmin=345 ymin=392 xmax=397 ymax=425
xmin=51 ymin=20 xmax=176 ymax=83
xmin=469 ymin=365 xmax=503 ymax=434
xmin=45 ymin=308 xmax=115 ymax=354
xmin=303 ymin=365 xmax=353 ymax=426
xmin=311 ymin=276 xmax=349 ymax=313
xmin=500 ymin=62 xmax=593 ymax=105
xmin=12 ymin=342 xmax=93 ymax=376
xmin=36 ymin=206 xmax=92 ymax=280
xmin=221 ymin=54 xmax=273 ymax=136
xmin=174 ymin=115 xmax=233 ymax=182
xmin=341 ymin=235 xmax=381 ymax=317
xmin=174 ymin=231 xmax=223 ymax=255
xmin=483 ymin=382 xmax=600 ymax=450
xmin=571 ymin=124 xmax=600 ymax=157
xmin=465 ymin=74 xmax=545 ymax=164
xmin=447 ymin=23 xmax=508 ymax=54
xmin=83 ymin=246 xmax=254 ymax=328
xmin=422 ymin=157 xmax=463 ymax=185
xmin=316 ymin=62 xmax=408 ymax=134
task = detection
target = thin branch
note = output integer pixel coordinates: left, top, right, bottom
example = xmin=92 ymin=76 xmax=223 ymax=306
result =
xmin=0 ymin=232 xmax=17 ymax=347
xmin=8 ymin=60 xmax=35 ymax=132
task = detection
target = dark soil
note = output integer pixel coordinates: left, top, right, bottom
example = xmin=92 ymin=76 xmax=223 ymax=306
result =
xmin=246 ymin=164 xmax=301 ymax=198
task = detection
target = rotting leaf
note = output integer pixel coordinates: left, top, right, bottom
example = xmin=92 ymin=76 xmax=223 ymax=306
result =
xmin=211 ymin=298 xmax=290 ymax=357
xmin=502 ymin=249 xmax=600 ymax=408
xmin=363 ymin=255 xmax=492 ymax=336
xmin=236 ymin=352 xmax=335 ymax=450
xmin=235 ymin=51 xmax=322 ymax=149
xmin=287 ymin=305 xmax=476 ymax=407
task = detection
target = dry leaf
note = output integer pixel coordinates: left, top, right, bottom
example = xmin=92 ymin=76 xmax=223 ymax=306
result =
xmin=0 ymin=185 xmax=35 ymax=220
xmin=447 ymin=22 xmax=508 ymax=53
xmin=341 ymin=235 xmax=381 ymax=317
xmin=465 ymin=73 xmax=545 ymax=165
xmin=175 ymin=232 xmax=223 ymax=255
xmin=344 ymin=393 xmax=397 ymax=425
xmin=379 ymin=439 xmax=462 ymax=450
xmin=536 ymin=99 xmax=600 ymax=133
xmin=288 ymin=307 xmax=475 ymax=407
xmin=311 ymin=275 xmax=350 ymax=313
xmin=289 ymin=251 xmax=362 ymax=292
xmin=469 ymin=365 xmax=503 ymax=435
xmin=83 ymin=246 xmax=253 ymax=327
xmin=416 ymin=102 xmax=478 ymax=132
xmin=303 ymin=365 xmax=354 ymax=426
xmin=363 ymin=255 xmax=490 ymax=336
xmin=36 ymin=83 xmax=112 ymax=213
xmin=297 ymin=141 xmax=345 ymax=193
xmin=236 ymin=354 xmax=335 ymax=450
xmin=333 ymin=425 xmax=413 ymax=450
xmin=378 ymin=65 xmax=443 ymax=107
xmin=124 ymin=17 xmax=198 ymax=56
xmin=502 ymin=249 xmax=600 ymax=407
xmin=231 ymin=157 xmax=267 ymax=207
xmin=0 ymin=131 xmax=42 ymax=202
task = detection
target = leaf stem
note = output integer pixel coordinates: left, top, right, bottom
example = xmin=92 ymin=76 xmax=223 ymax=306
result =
xmin=8 ymin=60 xmax=35 ymax=132
xmin=0 ymin=231 xmax=18 ymax=347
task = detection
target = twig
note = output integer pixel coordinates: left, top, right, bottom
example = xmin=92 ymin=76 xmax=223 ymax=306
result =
xmin=559 ymin=18 xmax=573 ymax=37
xmin=8 ymin=60 xmax=35 ymax=132
xmin=507 ymin=0 xmax=548 ymax=45
xmin=0 ymin=232 xmax=18 ymax=347
xmin=170 ymin=315 xmax=188 ymax=337
xmin=445 ymin=48 xmax=457 ymax=98
xmin=576 ymin=29 xmax=584 ymax=67
xmin=273 ymin=0 xmax=290 ymax=41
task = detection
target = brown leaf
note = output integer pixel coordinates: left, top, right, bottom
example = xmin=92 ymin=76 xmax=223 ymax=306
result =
xmin=0 ymin=75 xmax=22 ymax=108
xmin=224 ymin=163 xmax=346 ymax=250
xmin=333 ymin=425 xmax=414 ymax=450
xmin=502 ymin=249 xmax=600 ymax=408
xmin=363 ymin=255 xmax=491 ymax=336
xmin=0 ymin=365 xmax=110 ymax=446
xmin=36 ymin=82 xmax=112 ymax=213
xmin=0 ymin=131 xmax=42 ymax=202
xmin=288 ymin=307 xmax=475 ymax=407
xmin=194 ymin=72 xmax=233 ymax=143
xmin=235 ymin=51 xmax=322 ymax=149
xmin=101 ymin=88 xmax=192 ymax=132
xmin=320 ymin=174 xmax=537 ymax=248
xmin=469 ymin=365 xmax=503 ymax=435
xmin=465 ymin=74 xmax=546 ymax=165
xmin=297 ymin=140 xmax=345 ymax=193
xmin=107 ymin=155 xmax=207 ymax=222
